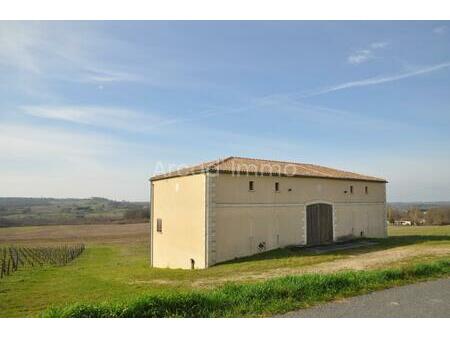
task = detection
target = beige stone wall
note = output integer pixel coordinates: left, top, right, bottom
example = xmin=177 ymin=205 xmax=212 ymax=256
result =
xmin=212 ymin=173 xmax=386 ymax=264
xmin=151 ymin=174 xmax=206 ymax=269
xmin=151 ymin=171 xmax=386 ymax=269
xmin=334 ymin=203 xmax=386 ymax=240
xmin=214 ymin=205 xmax=304 ymax=263
xmin=214 ymin=174 xmax=385 ymax=204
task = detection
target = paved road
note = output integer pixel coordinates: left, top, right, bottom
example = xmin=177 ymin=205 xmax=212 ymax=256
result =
xmin=280 ymin=278 xmax=450 ymax=318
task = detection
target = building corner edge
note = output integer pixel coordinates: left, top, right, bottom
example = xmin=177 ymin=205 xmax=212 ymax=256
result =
xmin=205 ymin=171 xmax=217 ymax=268
xmin=149 ymin=179 xmax=154 ymax=267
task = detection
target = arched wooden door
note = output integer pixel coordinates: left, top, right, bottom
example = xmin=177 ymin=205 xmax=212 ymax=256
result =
xmin=306 ymin=203 xmax=333 ymax=246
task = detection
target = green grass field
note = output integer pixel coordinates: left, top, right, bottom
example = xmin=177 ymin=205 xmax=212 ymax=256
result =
xmin=45 ymin=260 xmax=450 ymax=318
xmin=0 ymin=224 xmax=449 ymax=317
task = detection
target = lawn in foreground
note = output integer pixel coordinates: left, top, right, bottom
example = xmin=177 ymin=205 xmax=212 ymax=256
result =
xmin=0 ymin=224 xmax=449 ymax=317
xmin=45 ymin=260 xmax=450 ymax=317
xmin=0 ymin=242 xmax=343 ymax=317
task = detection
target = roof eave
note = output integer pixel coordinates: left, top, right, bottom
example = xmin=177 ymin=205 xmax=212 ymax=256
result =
xmin=212 ymin=169 xmax=387 ymax=183
xmin=150 ymin=169 xmax=387 ymax=183
xmin=149 ymin=168 xmax=210 ymax=182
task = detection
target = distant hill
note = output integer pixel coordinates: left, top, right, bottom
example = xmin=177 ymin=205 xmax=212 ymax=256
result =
xmin=2 ymin=197 xmax=448 ymax=228
xmin=0 ymin=197 xmax=149 ymax=227
xmin=388 ymin=201 xmax=450 ymax=211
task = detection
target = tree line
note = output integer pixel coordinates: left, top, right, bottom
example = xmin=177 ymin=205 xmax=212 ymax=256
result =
xmin=387 ymin=206 xmax=450 ymax=225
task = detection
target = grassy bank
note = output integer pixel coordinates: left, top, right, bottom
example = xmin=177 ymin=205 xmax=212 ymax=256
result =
xmin=1 ymin=225 xmax=449 ymax=317
xmin=45 ymin=259 xmax=450 ymax=318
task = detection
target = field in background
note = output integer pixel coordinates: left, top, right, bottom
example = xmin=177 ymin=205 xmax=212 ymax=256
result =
xmin=3 ymin=197 xmax=449 ymax=228
xmin=0 ymin=197 xmax=149 ymax=227
xmin=388 ymin=225 xmax=450 ymax=236
xmin=0 ymin=224 xmax=449 ymax=317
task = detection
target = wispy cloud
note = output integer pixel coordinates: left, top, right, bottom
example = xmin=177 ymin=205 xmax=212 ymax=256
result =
xmin=304 ymin=61 xmax=450 ymax=97
xmin=245 ymin=94 xmax=419 ymax=135
xmin=0 ymin=22 xmax=141 ymax=86
xmin=348 ymin=49 xmax=374 ymax=64
xmin=19 ymin=105 xmax=185 ymax=133
xmin=347 ymin=41 xmax=388 ymax=65
xmin=0 ymin=121 xmax=161 ymax=200
xmin=0 ymin=122 xmax=120 ymax=165
xmin=0 ymin=21 xmax=221 ymax=94
xmin=0 ymin=22 xmax=42 ymax=73
xmin=433 ymin=25 xmax=448 ymax=35
xmin=370 ymin=41 xmax=389 ymax=49
xmin=152 ymin=60 xmax=450 ymax=128
xmin=80 ymin=68 xmax=141 ymax=83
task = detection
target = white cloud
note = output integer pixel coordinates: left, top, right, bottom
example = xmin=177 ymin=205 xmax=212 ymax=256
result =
xmin=347 ymin=41 xmax=388 ymax=65
xmin=370 ymin=41 xmax=389 ymax=49
xmin=165 ymin=59 xmax=450 ymax=128
xmin=433 ymin=25 xmax=448 ymax=35
xmin=0 ymin=22 xmax=42 ymax=73
xmin=0 ymin=122 xmax=165 ymax=200
xmin=80 ymin=68 xmax=141 ymax=83
xmin=19 ymin=105 xmax=184 ymax=132
xmin=246 ymin=94 xmax=418 ymax=136
xmin=347 ymin=49 xmax=374 ymax=64
xmin=0 ymin=119 xmax=315 ymax=200
xmin=304 ymin=61 xmax=450 ymax=97
xmin=0 ymin=123 xmax=119 ymax=175
xmin=0 ymin=22 xmax=140 ymax=85
xmin=0 ymin=21 xmax=217 ymax=93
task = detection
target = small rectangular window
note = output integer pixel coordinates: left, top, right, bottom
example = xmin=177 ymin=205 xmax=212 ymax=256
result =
xmin=156 ymin=218 xmax=163 ymax=232
xmin=249 ymin=181 xmax=254 ymax=191
xmin=275 ymin=182 xmax=279 ymax=191
xmin=350 ymin=185 xmax=354 ymax=194
xmin=365 ymin=186 xmax=368 ymax=194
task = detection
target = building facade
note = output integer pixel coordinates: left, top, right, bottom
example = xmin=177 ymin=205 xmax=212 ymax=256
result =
xmin=150 ymin=157 xmax=387 ymax=269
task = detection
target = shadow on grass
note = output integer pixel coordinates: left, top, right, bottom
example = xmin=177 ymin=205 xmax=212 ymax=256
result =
xmin=217 ymin=235 xmax=450 ymax=266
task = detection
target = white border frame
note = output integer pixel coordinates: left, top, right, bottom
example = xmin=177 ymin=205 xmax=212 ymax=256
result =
xmin=2 ymin=1 xmax=449 ymax=20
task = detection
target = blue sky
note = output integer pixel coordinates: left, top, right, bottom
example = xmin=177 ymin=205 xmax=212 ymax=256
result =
xmin=0 ymin=21 xmax=449 ymax=201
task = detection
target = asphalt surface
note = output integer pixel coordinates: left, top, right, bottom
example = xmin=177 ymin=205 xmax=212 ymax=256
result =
xmin=280 ymin=278 xmax=450 ymax=318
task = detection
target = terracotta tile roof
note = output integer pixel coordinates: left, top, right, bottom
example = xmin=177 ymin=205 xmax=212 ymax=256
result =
xmin=150 ymin=156 xmax=387 ymax=183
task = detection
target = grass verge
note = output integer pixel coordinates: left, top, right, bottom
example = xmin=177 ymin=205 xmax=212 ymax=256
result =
xmin=44 ymin=259 xmax=450 ymax=318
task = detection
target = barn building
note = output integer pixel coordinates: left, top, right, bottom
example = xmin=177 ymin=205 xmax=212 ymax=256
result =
xmin=149 ymin=156 xmax=387 ymax=269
